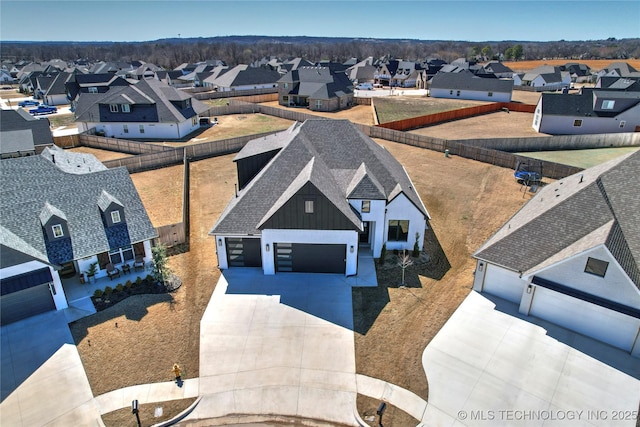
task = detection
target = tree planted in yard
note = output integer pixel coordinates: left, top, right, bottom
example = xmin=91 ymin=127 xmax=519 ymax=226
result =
xmin=151 ymin=244 xmax=173 ymax=285
xmin=398 ymin=249 xmax=414 ymax=287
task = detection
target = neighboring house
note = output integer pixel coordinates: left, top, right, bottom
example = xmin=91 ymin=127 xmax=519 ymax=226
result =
xmin=416 ymin=58 xmax=447 ymax=89
xmin=41 ymin=72 xmax=74 ymax=106
xmin=390 ymin=60 xmax=423 ymax=88
xmin=0 ymin=69 xmax=13 ymax=83
xmin=65 ymin=73 xmax=131 ymax=108
xmin=429 ymin=70 xmax=513 ymax=102
xmin=560 ymin=62 xmax=593 ymax=83
xmin=278 ymin=67 xmax=354 ymax=111
xmin=0 ymin=109 xmax=53 ymax=158
xmin=594 ymin=62 xmax=640 ymax=79
xmin=74 ymin=78 xmax=210 ymax=139
xmin=481 ymin=61 xmax=514 ymax=78
xmin=532 ymin=87 xmax=640 ymax=134
xmin=203 ymin=64 xmax=280 ymax=92
xmin=0 ymin=146 xmax=157 ymax=325
xmin=154 ymin=70 xmax=184 ymax=87
xmin=472 ymin=151 xmax=640 ymax=356
xmin=518 ymin=65 xmax=571 ymax=91
xmin=374 ymin=59 xmax=400 ymax=86
xmin=346 ymin=57 xmax=376 ymax=84
xmin=200 ymin=65 xmax=230 ymax=88
xmin=210 ymin=119 xmax=430 ymax=276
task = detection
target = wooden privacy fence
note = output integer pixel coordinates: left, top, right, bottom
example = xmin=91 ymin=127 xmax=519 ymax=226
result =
xmin=155 ymin=223 xmax=186 ymax=248
xmin=377 ymin=102 xmax=537 ymax=131
xmin=53 ymin=134 xmax=80 ymax=148
xmin=192 ymin=87 xmax=278 ymax=101
xmin=80 ymin=133 xmax=169 ymax=154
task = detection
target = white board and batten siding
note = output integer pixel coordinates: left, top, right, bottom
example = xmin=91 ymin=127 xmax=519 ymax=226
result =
xmin=384 ymin=193 xmax=427 ymax=253
xmin=473 ymin=261 xmax=527 ymax=304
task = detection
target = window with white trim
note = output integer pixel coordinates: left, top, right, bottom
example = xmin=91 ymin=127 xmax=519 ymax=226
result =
xmin=315 ymin=100 xmax=322 ymax=109
xmin=109 ymin=104 xmax=118 ymax=113
xmin=88 ymin=87 xmax=98 ymax=93
xmin=52 ymin=224 xmax=64 ymax=238
xmin=362 ymin=200 xmax=370 ymax=213
xmin=186 ymin=98 xmax=191 ymax=108
xmin=139 ymin=125 xmax=144 ymax=134
xmin=111 ymin=210 xmax=121 ymax=224
xmin=121 ymin=104 xmax=130 ymax=113
xmin=109 ymin=245 xmax=134 ymax=265
xmin=123 ymin=124 xmax=128 ymax=133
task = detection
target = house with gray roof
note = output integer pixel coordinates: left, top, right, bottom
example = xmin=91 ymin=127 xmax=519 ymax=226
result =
xmin=74 ymin=78 xmax=210 ymax=139
xmin=210 ymin=119 xmax=429 ymax=276
xmin=429 ymin=70 xmax=513 ymax=102
xmin=516 ymin=65 xmax=571 ymax=91
xmin=202 ymin=64 xmax=280 ymax=92
xmin=0 ymin=109 xmax=53 ymax=158
xmin=278 ymin=67 xmax=354 ymax=112
xmin=472 ymin=150 xmax=640 ymax=356
xmin=0 ymin=146 xmax=157 ymax=325
xmin=532 ymin=87 xmax=640 ymax=134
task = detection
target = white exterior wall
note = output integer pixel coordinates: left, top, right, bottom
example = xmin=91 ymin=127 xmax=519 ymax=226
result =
xmin=527 ymin=246 xmax=640 ymax=308
xmin=429 ymin=88 xmax=511 ymax=102
xmin=44 ymin=94 xmax=69 ymax=106
xmin=261 ymin=229 xmax=359 ymax=276
xmin=219 ymin=83 xmax=277 ymax=92
xmin=537 ymin=105 xmax=640 ymax=135
xmin=384 ymin=194 xmax=427 ymax=252
xmin=0 ymin=261 xmax=68 ymax=310
xmin=478 ymin=263 xmax=528 ymax=303
xmin=527 ymin=285 xmax=640 ymax=355
xmin=349 ymin=199 xmax=386 ymax=257
xmin=213 ymin=235 xmax=240 ymax=270
xmin=83 ymin=121 xmax=200 ymax=140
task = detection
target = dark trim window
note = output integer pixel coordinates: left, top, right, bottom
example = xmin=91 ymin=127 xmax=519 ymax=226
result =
xmin=362 ymin=200 xmax=370 ymax=213
xmin=109 ymin=104 xmax=118 ymax=113
xmin=573 ymin=119 xmax=583 ymax=127
xmin=186 ymin=98 xmax=191 ymax=108
xmin=123 ymin=124 xmax=128 ymax=133
xmin=139 ymin=125 xmax=145 ymax=134
xmin=88 ymin=87 xmax=98 ymax=93
xmin=52 ymin=224 xmax=64 ymax=238
xmin=305 ymin=200 xmax=314 ymax=214
xmin=109 ymin=245 xmax=134 ymax=265
xmin=388 ymin=220 xmax=409 ymax=242
xmin=488 ymin=91 xmax=493 ymax=97
xmin=585 ymin=257 xmax=608 ymax=277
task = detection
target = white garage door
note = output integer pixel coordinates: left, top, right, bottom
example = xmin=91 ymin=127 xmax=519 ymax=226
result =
xmin=482 ymin=264 xmax=525 ymax=304
xmin=530 ymin=286 xmax=640 ymax=352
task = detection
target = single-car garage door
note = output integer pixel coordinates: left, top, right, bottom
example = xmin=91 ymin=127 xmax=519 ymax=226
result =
xmin=275 ymin=243 xmax=346 ymax=274
xmin=226 ymin=238 xmax=262 ymax=267
xmin=1 ymin=283 xmax=56 ymax=326
xmin=530 ymin=286 xmax=640 ymax=352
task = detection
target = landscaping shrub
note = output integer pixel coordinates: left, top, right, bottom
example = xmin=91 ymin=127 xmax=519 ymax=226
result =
xmin=115 ymin=284 xmax=124 ymax=293
xmin=135 ymin=276 xmax=142 ymax=286
xmin=413 ymin=232 xmax=421 ymax=257
xmin=379 ymin=243 xmax=387 ymax=266
xmin=93 ymin=289 xmax=104 ymax=298
xmin=125 ymin=280 xmax=133 ymax=289
xmin=104 ymin=286 xmax=113 ymax=295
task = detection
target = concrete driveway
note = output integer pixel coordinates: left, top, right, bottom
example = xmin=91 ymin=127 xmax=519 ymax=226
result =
xmin=188 ymin=269 xmax=359 ymax=426
xmin=0 ymin=311 xmax=101 ymax=426
xmin=422 ymin=291 xmax=640 ymax=427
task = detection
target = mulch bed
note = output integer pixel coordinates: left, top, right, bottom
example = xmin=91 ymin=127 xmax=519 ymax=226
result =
xmin=91 ymin=274 xmax=182 ymax=312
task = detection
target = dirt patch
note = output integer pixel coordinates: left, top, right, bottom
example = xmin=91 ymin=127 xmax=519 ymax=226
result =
xmin=374 ymin=96 xmax=488 ymax=123
xmin=503 ymin=59 xmax=640 ymax=73
xmin=260 ymin=101 xmax=376 ymax=126
xmin=353 ymin=139 xmax=533 ymax=401
xmin=69 ymin=146 xmax=133 ymax=162
xmin=130 ymin=164 xmax=184 ymax=226
xmin=101 ymin=397 xmax=197 ymax=427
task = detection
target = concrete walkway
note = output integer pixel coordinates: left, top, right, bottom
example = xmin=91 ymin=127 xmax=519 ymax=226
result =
xmin=422 ymin=291 xmax=640 ymax=427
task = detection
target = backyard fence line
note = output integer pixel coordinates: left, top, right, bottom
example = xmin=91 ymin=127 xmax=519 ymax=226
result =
xmin=53 ymin=134 xmax=80 ymax=148
xmin=192 ymin=87 xmax=278 ymax=101
xmin=79 ymin=133 xmax=169 ymax=154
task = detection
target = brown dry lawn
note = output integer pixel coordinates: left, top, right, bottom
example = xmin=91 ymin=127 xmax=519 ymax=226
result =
xmin=70 ymin=96 xmax=543 ymax=424
xmin=503 ymin=59 xmax=640 ymax=73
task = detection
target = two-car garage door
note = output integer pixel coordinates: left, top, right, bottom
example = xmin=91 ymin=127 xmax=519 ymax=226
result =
xmin=275 ymin=243 xmax=346 ymax=274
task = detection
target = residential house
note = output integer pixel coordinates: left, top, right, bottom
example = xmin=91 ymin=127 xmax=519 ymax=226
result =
xmin=154 ymin=70 xmax=184 ymax=87
xmin=65 ymin=73 xmax=131 ymax=109
xmin=532 ymin=86 xmax=640 ymax=134
xmin=517 ymin=65 xmax=571 ymax=91
xmin=390 ymin=61 xmax=423 ymax=88
xmin=594 ymin=62 xmax=640 ymax=79
xmin=416 ymin=58 xmax=447 ymax=89
xmin=40 ymin=72 xmax=75 ymax=106
xmin=0 ymin=109 xmax=53 ymax=158
xmin=429 ymin=70 xmax=513 ymax=102
xmin=346 ymin=57 xmax=376 ymax=85
xmin=0 ymin=69 xmax=13 ymax=83
xmin=203 ymin=64 xmax=280 ymax=92
xmin=0 ymin=146 xmax=157 ymax=325
xmin=74 ymin=78 xmax=210 ymax=139
xmin=374 ymin=59 xmax=400 ymax=86
xmin=560 ymin=62 xmax=593 ymax=83
xmin=200 ymin=65 xmax=231 ymax=88
xmin=278 ymin=67 xmax=354 ymax=111
xmin=481 ymin=61 xmax=514 ymax=78
xmin=472 ymin=151 xmax=640 ymax=356
xmin=210 ymin=119 xmax=430 ymax=276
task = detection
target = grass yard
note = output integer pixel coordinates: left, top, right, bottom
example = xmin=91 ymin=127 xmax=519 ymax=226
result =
xmin=517 ymin=146 xmax=640 ymax=169
xmin=47 ymin=113 xmax=76 ymax=128
xmin=374 ymin=96 xmax=487 ymax=123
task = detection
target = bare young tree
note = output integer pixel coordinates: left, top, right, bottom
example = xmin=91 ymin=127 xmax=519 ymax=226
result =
xmin=397 ymin=249 xmax=414 ymax=287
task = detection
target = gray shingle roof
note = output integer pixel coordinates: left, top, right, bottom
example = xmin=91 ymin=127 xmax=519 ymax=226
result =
xmin=0 ymin=109 xmax=53 ymax=149
xmin=474 ymin=150 xmax=640 ymax=289
xmin=211 ymin=119 xmax=429 ymax=235
xmin=278 ymin=67 xmax=354 ymax=99
xmin=430 ymin=70 xmax=513 ymax=92
xmin=0 ymin=147 xmax=157 ymax=266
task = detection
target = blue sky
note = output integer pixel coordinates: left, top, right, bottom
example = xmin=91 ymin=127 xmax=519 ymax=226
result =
xmin=1 ymin=0 xmax=638 ymax=43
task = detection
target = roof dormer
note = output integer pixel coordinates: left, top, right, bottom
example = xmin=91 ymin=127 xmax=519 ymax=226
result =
xmin=97 ymin=190 xmax=125 ymax=227
xmin=39 ymin=202 xmax=69 ymax=240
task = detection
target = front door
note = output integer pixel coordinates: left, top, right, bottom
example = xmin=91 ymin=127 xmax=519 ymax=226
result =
xmin=359 ymin=221 xmax=370 ymax=244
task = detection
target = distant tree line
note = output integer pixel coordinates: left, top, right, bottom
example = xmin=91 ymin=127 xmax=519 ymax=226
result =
xmin=2 ymin=36 xmax=638 ymax=68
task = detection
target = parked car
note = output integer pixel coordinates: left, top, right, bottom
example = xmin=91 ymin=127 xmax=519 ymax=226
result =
xmin=356 ymin=82 xmax=374 ymax=90
xmin=18 ymin=99 xmax=40 ymax=107
xmin=29 ymin=105 xmax=57 ymax=115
